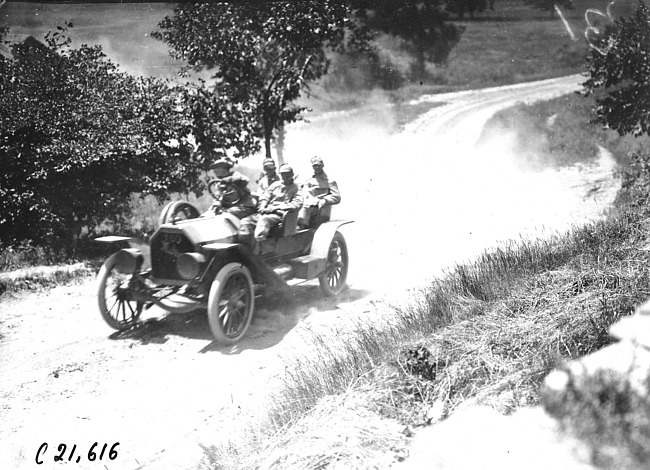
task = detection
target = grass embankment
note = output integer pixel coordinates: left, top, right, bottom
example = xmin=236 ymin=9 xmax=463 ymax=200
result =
xmin=205 ymin=95 xmax=650 ymax=468
xmin=479 ymin=92 xmax=650 ymax=169
xmin=0 ymin=241 xmax=98 ymax=295
xmin=212 ymin=209 xmax=650 ymax=470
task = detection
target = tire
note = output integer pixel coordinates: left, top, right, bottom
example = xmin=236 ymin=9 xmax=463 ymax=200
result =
xmin=158 ymin=201 xmax=200 ymax=225
xmin=97 ymin=254 xmax=143 ymax=330
xmin=207 ymin=263 xmax=255 ymax=345
xmin=319 ymin=232 xmax=349 ymax=296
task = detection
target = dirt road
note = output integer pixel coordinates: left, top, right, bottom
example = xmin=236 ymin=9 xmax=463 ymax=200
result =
xmin=0 ymin=75 xmax=620 ymax=470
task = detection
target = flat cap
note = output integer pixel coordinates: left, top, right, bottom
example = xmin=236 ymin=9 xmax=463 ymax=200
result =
xmin=278 ymin=164 xmax=294 ymax=174
xmin=209 ymin=158 xmax=233 ymax=170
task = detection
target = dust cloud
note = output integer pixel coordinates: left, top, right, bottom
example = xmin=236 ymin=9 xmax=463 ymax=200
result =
xmin=232 ymin=79 xmax=621 ymax=348
xmin=248 ymin=83 xmax=618 ymax=301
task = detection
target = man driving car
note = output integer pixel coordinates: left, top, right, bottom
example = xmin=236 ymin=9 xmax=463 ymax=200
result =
xmin=208 ymin=156 xmax=256 ymax=219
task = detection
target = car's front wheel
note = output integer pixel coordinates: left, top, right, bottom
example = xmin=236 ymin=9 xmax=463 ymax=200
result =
xmin=319 ymin=231 xmax=349 ymax=296
xmin=97 ymin=253 xmax=143 ymax=330
xmin=207 ymin=263 xmax=255 ymax=345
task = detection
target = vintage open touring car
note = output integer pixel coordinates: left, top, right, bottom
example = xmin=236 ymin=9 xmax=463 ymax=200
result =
xmin=95 ymin=178 xmax=352 ymax=345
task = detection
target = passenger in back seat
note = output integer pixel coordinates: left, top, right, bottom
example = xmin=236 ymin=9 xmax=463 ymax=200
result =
xmin=298 ymin=156 xmax=341 ymax=229
xmin=238 ymin=164 xmax=303 ymax=246
xmin=256 ymin=158 xmax=280 ymax=196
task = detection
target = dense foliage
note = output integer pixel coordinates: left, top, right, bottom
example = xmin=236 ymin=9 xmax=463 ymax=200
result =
xmin=582 ymin=1 xmax=650 ymax=138
xmin=183 ymin=80 xmax=260 ymax=162
xmin=354 ymin=0 xmax=463 ymax=79
xmin=446 ymin=0 xmax=495 ymax=20
xmin=0 ymin=27 xmax=210 ymax=249
xmin=153 ymin=1 xmax=368 ymax=159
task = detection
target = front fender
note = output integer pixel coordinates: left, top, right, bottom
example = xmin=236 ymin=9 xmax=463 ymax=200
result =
xmin=95 ymin=236 xmax=151 ymax=271
xmin=201 ymin=242 xmax=289 ymax=293
xmin=309 ymin=220 xmax=353 ymax=259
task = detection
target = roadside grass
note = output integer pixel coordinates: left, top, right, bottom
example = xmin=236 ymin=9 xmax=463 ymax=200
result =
xmin=0 ymin=263 xmax=96 ymax=297
xmin=478 ymin=91 xmax=650 ymax=170
xmin=0 ymin=240 xmax=67 ymax=272
xmin=0 ymin=239 xmax=98 ymax=296
xmin=478 ymin=92 xmax=606 ymax=168
xmin=205 ymin=200 xmax=650 ymax=469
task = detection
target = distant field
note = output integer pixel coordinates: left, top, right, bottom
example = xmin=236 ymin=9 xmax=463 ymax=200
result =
xmin=309 ymin=0 xmax=641 ymax=110
xmin=445 ymin=0 xmax=639 ymax=86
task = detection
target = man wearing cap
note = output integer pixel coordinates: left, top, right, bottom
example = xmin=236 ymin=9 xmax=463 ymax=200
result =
xmin=256 ymin=158 xmax=280 ymax=196
xmin=239 ymin=164 xmax=303 ymax=244
xmin=208 ymin=157 xmax=256 ymax=219
xmin=298 ymin=156 xmax=341 ymax=229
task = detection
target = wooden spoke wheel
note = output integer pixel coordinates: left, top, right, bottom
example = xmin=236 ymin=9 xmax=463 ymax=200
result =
xmin=97 ymin=254 xmax=143 ymax=330
xmin=207 ymin=263 xmax=255 ymax=345
xmin=319 ymin=231 xmax=349 ymax=296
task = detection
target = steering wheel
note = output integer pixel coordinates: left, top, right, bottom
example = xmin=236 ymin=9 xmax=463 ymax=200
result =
xmin=208 ymin=179 xmax=241 ymax=206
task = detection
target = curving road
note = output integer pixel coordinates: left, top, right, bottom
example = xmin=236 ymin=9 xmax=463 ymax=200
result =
xmin=0 ymin=75 xmax=620 ymax=470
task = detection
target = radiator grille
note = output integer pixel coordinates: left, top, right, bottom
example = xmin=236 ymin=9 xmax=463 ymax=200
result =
xmin=151 ymin=231 xmax=195 ymax=281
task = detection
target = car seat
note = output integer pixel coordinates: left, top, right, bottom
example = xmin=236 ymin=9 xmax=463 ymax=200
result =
xmin=303 ymin=204 xmax=332 ymax=229
xmin=268 ymin=210 xmax=299 ymax=238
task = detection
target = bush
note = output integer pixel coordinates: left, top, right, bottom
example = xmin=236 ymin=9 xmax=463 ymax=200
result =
xmin=0 ymin=26 xmax=256 ymax=253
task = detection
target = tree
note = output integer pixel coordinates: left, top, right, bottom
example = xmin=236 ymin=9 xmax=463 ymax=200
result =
xmin=523 ymin=0 xmax=573 ymax=19
xmin=446 ymin=0 xmax=495 ymax=21
xmin=0 ymin=26 xmax=206 ymax=249
xmin=184 ymin=79 xmax=260 ymax=162
xmin=153 ymin=1 xmax=368 ymax=161
xmin=353 ymin=0 xmax=463 ymax=80
xmin=582 ymin=2 xmax=650 ymax=137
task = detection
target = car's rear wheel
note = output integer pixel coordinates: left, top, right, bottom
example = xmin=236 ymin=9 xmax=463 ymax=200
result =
xmin=207 ymin=263 xmax=255 ymax=345
xmin=319 ymin=232 xmax=349 ymax=296
xmin=158 ymin=201 xmax=200 ymax=225
xmin=97 ymin=254 xmax=143 ymax=330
